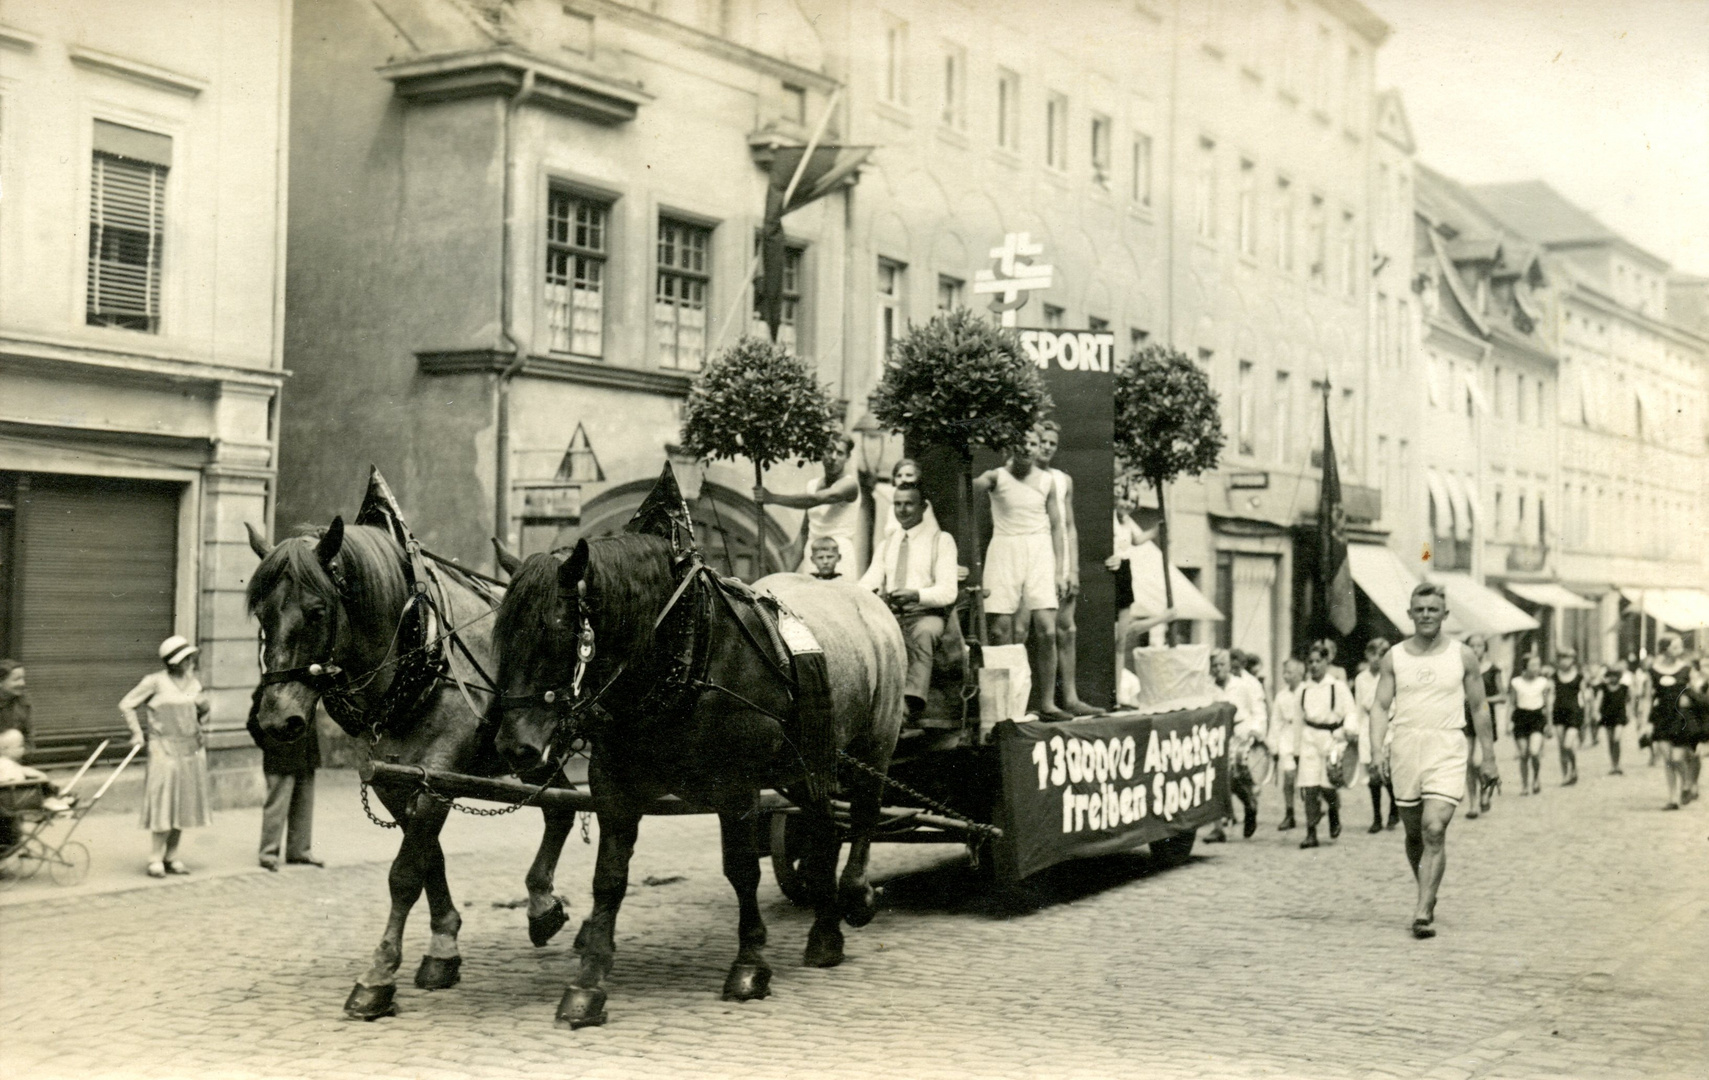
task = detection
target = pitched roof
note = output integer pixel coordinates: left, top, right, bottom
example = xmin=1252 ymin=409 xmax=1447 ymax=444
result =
xmin=1467 ymin=181 xmax=1617 ymax=245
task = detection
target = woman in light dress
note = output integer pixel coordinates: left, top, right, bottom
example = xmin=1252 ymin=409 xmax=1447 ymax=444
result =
xmin=120 ymin=635 xmax=213 ymax=878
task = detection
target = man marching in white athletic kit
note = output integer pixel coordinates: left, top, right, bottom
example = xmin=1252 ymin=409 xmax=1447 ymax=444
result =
xmin=1371 ymin=582 xmax=1498 ymax=939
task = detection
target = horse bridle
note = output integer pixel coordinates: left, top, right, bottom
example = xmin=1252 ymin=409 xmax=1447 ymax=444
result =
xmin=499 ymin=561 xmax=708 ymax=766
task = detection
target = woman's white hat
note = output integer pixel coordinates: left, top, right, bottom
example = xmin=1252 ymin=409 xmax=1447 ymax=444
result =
xmin=159 ymin=635 xmax=199 ymax=667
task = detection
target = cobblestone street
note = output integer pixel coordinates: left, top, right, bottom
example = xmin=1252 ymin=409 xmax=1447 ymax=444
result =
xmin=3 ymin=742 xmax=1705 ymax=1080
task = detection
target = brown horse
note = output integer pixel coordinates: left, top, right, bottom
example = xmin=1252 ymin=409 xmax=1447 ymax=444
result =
xmin=246 ymin=516 xmax=579 ymax=1020
xmin=490 ymin=533 xmax=906 ymax=1028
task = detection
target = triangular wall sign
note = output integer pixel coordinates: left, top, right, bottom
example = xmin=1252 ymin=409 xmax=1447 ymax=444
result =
xmin=555 ymin=422 xmax=606 ymax=483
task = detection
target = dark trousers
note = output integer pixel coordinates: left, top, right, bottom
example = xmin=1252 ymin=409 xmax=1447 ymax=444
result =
xmin=259 ymin=770 xmax=316 ymax=862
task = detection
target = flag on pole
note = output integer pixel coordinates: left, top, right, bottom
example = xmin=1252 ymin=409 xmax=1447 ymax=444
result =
xmin=759 ymin=144 xmax=872 ymax=340
xmin=1319 ymin=391 xmax=1356 ymax=635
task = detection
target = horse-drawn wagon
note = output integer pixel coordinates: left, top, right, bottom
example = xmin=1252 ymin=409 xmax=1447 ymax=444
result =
xmin=250 ymin=465 xmax=1230 ymax=1028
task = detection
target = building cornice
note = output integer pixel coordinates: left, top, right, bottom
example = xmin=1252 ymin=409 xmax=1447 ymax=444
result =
xmin=1563 ymin=283 xmax=1709 ymax=352
xmin=0 ymin=23 xmax=40 ymax=51
xmin=0 ymin=333 xmax=285 ymax=390
xmin=68 ymin=44 xmax=208 ymax=97
xmin=381 ymin=48 xmax=651 ymax=125
xmin=568 ymin=0 xmax=837 ymax=94
xmin=1313 ymin=0 xmax=1391 ymax=45
xmin=417 ymin=349 xmax=692 ymax=398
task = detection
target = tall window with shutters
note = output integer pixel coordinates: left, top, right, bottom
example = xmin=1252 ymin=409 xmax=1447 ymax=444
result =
xmin=545 ymin=188 xmax=609 ymax=357
xmin=656 ymin=217 xmax=712 ymax=370
xmin=87 ymin=121 xmax=170 ymax=332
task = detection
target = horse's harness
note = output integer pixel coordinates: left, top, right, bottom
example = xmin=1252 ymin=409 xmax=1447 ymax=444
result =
xmin=501 ymin=555 xmax=802 ymax=771
xmin=255 ymin=540 xmax=498 ymax=744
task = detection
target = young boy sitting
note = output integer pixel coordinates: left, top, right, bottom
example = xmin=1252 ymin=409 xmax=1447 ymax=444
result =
xmin=0 ymin=729 xmax=73 ymax=812
xmin=808 ymin=535 xmax=845 ymax=580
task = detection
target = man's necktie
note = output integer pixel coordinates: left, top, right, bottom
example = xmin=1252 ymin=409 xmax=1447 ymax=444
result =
xmin=894 ymin=534 xmax=910 ymax=591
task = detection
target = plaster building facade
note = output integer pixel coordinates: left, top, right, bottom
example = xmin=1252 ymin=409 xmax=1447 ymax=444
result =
xmin=279 ymin=0 xmax=848 ymax=577
xmin=808 ymin=0 xmax=1394 ymax=682
xmin=0 ymin=1 xmax=290 ymax=767
xmin=1469 ymin=181 xmax=1709 ymax=660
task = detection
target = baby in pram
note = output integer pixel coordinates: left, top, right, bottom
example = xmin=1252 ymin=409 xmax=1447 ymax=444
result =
xmin=0 ymin=729 xmax=73 ymax=813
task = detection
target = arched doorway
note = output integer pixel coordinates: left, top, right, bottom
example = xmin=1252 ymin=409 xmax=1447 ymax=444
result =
xmin=544 ymin=480 xmax=793 ymax=583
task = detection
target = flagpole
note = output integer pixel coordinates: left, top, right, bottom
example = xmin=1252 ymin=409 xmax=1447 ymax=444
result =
xmin=708 ymin=88 xmax=845 ymax=354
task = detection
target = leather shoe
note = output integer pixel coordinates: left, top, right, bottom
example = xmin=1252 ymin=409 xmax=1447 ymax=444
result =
xmin=287 ymin=856 xmax=326 ymax=868
xmin=1366 ymin=821 xmax=1383 ymax=834
xmin=1299 ymin=834 xmax=1320 ymax=849
xmin=259 ymin=858 xmax=279 ymax=871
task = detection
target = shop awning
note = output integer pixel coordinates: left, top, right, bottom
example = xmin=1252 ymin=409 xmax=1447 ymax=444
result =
xmin=1431 ymin=573 xmax=1540 ymax=636
xmin=1623 ymin=588 xmax=1709 ymax=631
xmin=1505 ymin=582 xmax=1596 ymax=610
xmin=1442 ymin=472 xmax=1474 ymax=540
xmin=1128 ymin=541 xmax=1224 ymax=622
xmin=1425 ymin=470 xmax=1453 ymax=539
xmin=1347 ymin=542 xmax=1422 ymax=632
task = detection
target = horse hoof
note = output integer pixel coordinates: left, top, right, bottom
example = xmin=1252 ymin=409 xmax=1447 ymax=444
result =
xmin=803 ymin=929 xmax=845 ymax=969
xmin=414 ymin=955 xmax=462 ymax=990
xmin=556 ymin=987 xmax=608 ymax=1029
xmin=343 ymin=982 xmax=397 ymax=1021
xmin=839 ymin=882 xmax=877 ymax=928
xmin=529 ymin=899 xmax=569 ymax=947
xmin=721 ymin=963 xmax=772 ymax=1001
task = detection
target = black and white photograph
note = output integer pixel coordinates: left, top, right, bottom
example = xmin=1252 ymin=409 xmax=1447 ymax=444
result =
xmin=1 ymin=1 xmax=1705 ymax=1077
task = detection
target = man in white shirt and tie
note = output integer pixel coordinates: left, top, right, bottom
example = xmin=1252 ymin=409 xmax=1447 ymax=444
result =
xmin=860 ymin=485 xmax=959 ymax=722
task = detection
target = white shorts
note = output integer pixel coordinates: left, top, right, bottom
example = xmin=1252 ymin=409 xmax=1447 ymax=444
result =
xmin=1296 ymin=725 xmax=1344 ymax=789
xmin=984 ymin=533 xmax=1056 ymax=615
xmin=1389 ymin=727 xmax=1468 ymax=807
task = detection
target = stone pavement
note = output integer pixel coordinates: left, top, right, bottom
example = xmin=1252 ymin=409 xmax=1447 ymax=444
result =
xmin=1 ymin=740 xmax=1704 ymax=1080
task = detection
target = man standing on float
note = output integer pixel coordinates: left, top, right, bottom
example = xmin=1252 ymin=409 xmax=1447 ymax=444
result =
xmin=1370 ymin=582 xmax=1499 ymax=939
xmin=1035 ymin=421 xmax=1102 ymax=716
xmin=975 ymin=429 xmax=1070 ymax=721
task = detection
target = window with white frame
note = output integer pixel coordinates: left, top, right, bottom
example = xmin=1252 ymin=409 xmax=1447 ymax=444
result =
xmin=1273 ymin=370 xmax=1291 ymax=461
xmin=751 ymin=236 xmax=804 ymax=350
xmin=87 ymin=120 xmax=171 ymax=332
xmin=1194 ymin=137 xmax=1217 ymax=239
xmin=1339 ymin=210 xmax=1355 ymax=296
xmin=1091 ymin=113 xmax=1112 ymax=187
xmin=1343 ymin=46 xmax=1363 ymax=129
xmin=1274 ymin=175 xmax=1294 ymax=271
xmin=545 ymin=188 xmax=610 ymax=357
xmin=1088 ymin=315 xmax=1110 ymax=332
xmin=1375 ymin=293 xmax=1389 ymax=370
xmin=940 ymin=43 xmax=965 ymax=128
xmin=997 ymin=68 xmax=1020 ymax=150
xmin=1307 ymin=194 xmax=1326 ymax=285
xmin=1042 ymin=304 xmax=1065 ymax=329
xmin=1312 ymin=23 xmax=1333 ymax=112
xmin=937 ymin=274 xmax=963 ymax=312
xmin=656 ymin=216 xmax=712 ymax=370
xmin=877 ymin=258 xmax=905 ymax=372
xmin=1132 ymin=132 xmax=1153 ymax=206
xmin=881 ymin=14 xmax=908 ymax=106
xmin=1237 ymin=158 xmax=1256 ymax=257
xmin=1237 ymin=360 xmax=1255 ymax=456
xmin=1046 ymin=93 xmax=1068 ymax=171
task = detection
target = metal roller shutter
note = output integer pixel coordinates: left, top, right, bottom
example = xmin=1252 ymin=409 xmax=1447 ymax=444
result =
xmin=17 ymin=474 xmax=180 ymax=762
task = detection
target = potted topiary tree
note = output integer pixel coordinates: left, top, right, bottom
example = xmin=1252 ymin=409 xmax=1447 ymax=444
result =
xmin=869 ymin=308 xmax=1053 ymax=638
xmin=679 ymin=336 xmax=842 ymax=578
xmin=1113 ymin=344 xmax=1225 ymax=644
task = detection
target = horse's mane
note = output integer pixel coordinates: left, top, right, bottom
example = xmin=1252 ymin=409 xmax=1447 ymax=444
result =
xmin=245 ymin=524 xmax=410 ymax=629
xmin=493 ymin=534 xmax=676 ymax=678
xmin=582 ymin=534 xmax=676 ymax=661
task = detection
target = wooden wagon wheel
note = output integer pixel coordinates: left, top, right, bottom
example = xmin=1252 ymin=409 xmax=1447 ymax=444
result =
xmin=1148 ymin=830 xmax=1196 ymax=868
xmin=767 ymin=812 xmax=811 ymax=905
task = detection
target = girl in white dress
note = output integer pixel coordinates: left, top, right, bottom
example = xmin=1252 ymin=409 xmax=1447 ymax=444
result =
xmin=120 ymin=635 xmax=213 ymax=877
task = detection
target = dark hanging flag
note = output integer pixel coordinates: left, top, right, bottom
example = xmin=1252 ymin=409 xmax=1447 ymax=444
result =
xmin=1319 ymin=393 xmax=1356 ymax=635
xmin=759 ymin=144 xmax=872 ymax=341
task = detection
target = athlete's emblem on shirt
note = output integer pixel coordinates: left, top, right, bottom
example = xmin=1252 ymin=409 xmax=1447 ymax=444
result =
xmin=1417 ymin=667 xmax=1438 ymax=684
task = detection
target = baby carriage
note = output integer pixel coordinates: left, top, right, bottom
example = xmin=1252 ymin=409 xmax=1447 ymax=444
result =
xmin=0 ymin=740 xmax=142 ymax=888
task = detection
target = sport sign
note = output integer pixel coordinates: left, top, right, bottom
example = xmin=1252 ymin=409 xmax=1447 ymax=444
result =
xmin=991 ymin=703 xmax=1234 ymax=881
xmin=1018 ymin=329 xmax=1117 ymax=372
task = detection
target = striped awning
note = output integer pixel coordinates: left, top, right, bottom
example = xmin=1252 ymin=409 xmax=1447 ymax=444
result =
xmin=1431 ymin=573 xmax=1539 ymax=636
xmin=1505 ymin=582 xmax=1595 ymax=610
